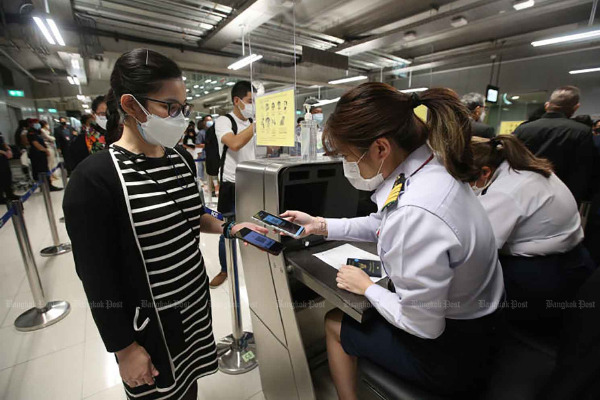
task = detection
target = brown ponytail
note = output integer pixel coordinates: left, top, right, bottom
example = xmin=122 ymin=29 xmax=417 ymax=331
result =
xmin=323 ymin=83 xmax=478 ymax=182
xmin=471 ymin=135 xmax=553 ymax=178
xmin=419 ymin=88 xmax=479 ymax=181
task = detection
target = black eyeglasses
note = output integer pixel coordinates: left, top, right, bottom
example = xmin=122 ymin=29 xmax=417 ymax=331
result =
xmin=140 ymin=97 xmax=193 ymax=118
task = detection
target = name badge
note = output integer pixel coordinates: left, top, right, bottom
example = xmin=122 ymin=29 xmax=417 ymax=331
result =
xmin=203 ymin=206 xmax=223 ymax=220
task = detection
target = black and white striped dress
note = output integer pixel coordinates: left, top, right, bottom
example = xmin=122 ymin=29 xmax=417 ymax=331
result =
xmin=110 ymin=144 xmax=218 ymax=400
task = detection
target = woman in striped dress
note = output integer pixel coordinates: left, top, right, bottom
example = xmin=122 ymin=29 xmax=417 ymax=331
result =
xmin=63 ymin=49 xmax=267 ymax=400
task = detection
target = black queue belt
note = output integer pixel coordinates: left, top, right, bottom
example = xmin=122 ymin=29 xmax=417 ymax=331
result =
xmin=0 ymin=162 xmax=71 ymax=331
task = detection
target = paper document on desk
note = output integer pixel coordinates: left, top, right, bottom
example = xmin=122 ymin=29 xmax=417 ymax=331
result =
xmin=313 ymin=244 xmax=387 ymax=282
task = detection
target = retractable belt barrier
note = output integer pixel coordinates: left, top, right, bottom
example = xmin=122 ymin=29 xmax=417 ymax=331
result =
xmin=1 ymin=162 xmax=71 ymax=331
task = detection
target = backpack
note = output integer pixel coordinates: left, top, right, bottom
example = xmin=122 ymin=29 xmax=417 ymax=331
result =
xmin=204 ymin=114 xmax=236 ymax=182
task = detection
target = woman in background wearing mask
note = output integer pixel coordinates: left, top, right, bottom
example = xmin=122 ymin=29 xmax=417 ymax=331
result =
xmin=283 ymin=83 xmax=504 ymax=398
xmin=28 ymin=119 xmax=61 ymax=191
xmin=63 ymin=49 xmax=267 ymax=400
xmin=81 ymin=113 xmax=106 ymax=155
xmin=470 ymin=135 xmax=591 ymax=325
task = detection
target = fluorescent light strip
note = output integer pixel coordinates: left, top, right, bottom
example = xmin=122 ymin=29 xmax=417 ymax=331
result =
xmin=569 ymin=67 xmax=600 ymax=74
xmin=314 ymin=97 xmax=340 ymax=107
xmin=33 ymin=17 xmax=55 ymax=45
xmin=228 ymin=54 xmax=263 ymax=70
xmin=46 ymin=19 xmax=65 ymax=46
xmin=399 ymin=87 xmax=428 ymax=93
xmin=67 ymin=76 xmax=74 ymax=85
xmin=73 ymin=76 xmax=80 ymax=85
xmin=513 ymin=0 xmax=534 ymax=11
xmin=71 ymin=58 xmax=79 ymax=69
xmin=532 ymin=29 xmax=600 ymax=47
xmin=328 ymin=75 xmax=368 ymax=85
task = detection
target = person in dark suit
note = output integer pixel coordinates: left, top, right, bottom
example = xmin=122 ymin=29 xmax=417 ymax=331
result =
xmin=514 ymin=86 xmax=596 ymax=205
xmin=592 ymin=119 xmax=600 ymax=155
xmin=53 ymin=117 xmax=77 ymax=173
xmin=460 ymin=92 xmax=495 ymax=138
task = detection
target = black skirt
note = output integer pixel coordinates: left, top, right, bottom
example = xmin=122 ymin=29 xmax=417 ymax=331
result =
xmin=341 ymin=309 xmax=504 ymax=395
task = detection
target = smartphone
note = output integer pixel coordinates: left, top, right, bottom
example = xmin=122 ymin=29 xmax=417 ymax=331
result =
xmin=235 ymin=227 xmax=284 ymax=256
xmin=253 ymin=210 xmax=305 ymax=238
xmin=346 ymin=258 xmax=383 ymax=278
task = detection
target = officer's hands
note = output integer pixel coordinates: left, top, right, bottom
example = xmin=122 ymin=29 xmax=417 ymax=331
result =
xmin=336 ymin=265 xmax=374 ymax=296
xmin=280 ymin=210 xmax=325 ymax=237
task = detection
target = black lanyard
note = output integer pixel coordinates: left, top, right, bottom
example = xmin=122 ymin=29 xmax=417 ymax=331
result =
xmin=113 ymin=146 xmax=201 ymax=246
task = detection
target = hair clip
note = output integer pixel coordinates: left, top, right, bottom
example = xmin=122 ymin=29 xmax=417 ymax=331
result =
xmin=410 ymin=92 xmax=422 ymax=109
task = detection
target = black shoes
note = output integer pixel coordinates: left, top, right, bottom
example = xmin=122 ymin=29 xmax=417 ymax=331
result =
xmin=49 ymin=185 xmax=63 ymax=192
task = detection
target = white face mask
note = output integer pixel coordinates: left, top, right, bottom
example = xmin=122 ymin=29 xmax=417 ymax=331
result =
xmin=96 ymin=115 xmax=107 ymax=130
xmin=238 ymin=100 xmax=254 ymax=119
xmin=131 ymin=96 xmax=186 ymax=148
xmin=343 ymin=151 xmax=385 ymax=191
xmin=313 ymin=113 xmax=324 ymax=124
xmin=479 ymin=110 xmax=486 ymax=122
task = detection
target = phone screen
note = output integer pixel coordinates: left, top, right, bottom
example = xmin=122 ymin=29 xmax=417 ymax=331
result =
xmin=238 ymin=228 xmax=284 ymax=255
xmin=254 ymin=211 xmax=304 ymax=237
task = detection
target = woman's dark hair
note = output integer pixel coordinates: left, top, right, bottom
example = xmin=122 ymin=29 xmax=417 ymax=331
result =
xmin=323 ymin=82 xmax=478 ymax=182
xmin=471 ymin=135 xmax=553 ymax=178
xmin=105 ymin=48 xmax=183 ymax=145
xmin=81 ymin=114 xmax=94 ymax=126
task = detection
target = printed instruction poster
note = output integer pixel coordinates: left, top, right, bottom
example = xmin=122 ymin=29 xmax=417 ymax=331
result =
xmin=255 ymin=87 xmax=295 ymax=147
xmin=498 ymin=121 xmax=525 ymax=135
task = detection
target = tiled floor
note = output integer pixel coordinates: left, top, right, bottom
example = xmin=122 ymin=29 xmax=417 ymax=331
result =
xmin=0 ymin=187 xmax=265 ymax=400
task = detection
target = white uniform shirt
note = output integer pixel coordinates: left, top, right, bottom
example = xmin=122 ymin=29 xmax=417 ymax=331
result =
xmin=478 ymin=161 xmax=583 ymax=256
xmin=326 ymin=145 xmax=504 ymax=339
xmin=215 ymin=113 xmax=254 ymax=183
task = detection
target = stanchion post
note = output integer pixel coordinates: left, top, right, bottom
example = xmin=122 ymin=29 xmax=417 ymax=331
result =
xmin=218 ymin=214 xmax=258 ymax=375
xmin=39 ymin=173 xmax=71 ymax=257
xmin=9 ymin=200 xmax=70 ymax=331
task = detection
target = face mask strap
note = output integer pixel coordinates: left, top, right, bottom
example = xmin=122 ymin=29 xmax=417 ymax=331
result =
xmin=127 ymin=95 xmax=151 ymax=123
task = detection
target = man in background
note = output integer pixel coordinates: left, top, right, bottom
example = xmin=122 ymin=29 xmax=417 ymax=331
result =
xmin=311 ymin=106 xmax=326 ymax=154
xmin=53 ymin=116 xmax=76 ymax=174
xmin=210 ymin=81 xmax=256 ymax=288
xmin=0 ymin=131 xmax=17 ymax=204
xmin=514 ymin=86 xmax=596 ymax=205
xmin=460 ymin=92 xmax=495 ymax=138
xmin=290 ymin=117 xmax=304 ymax=156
